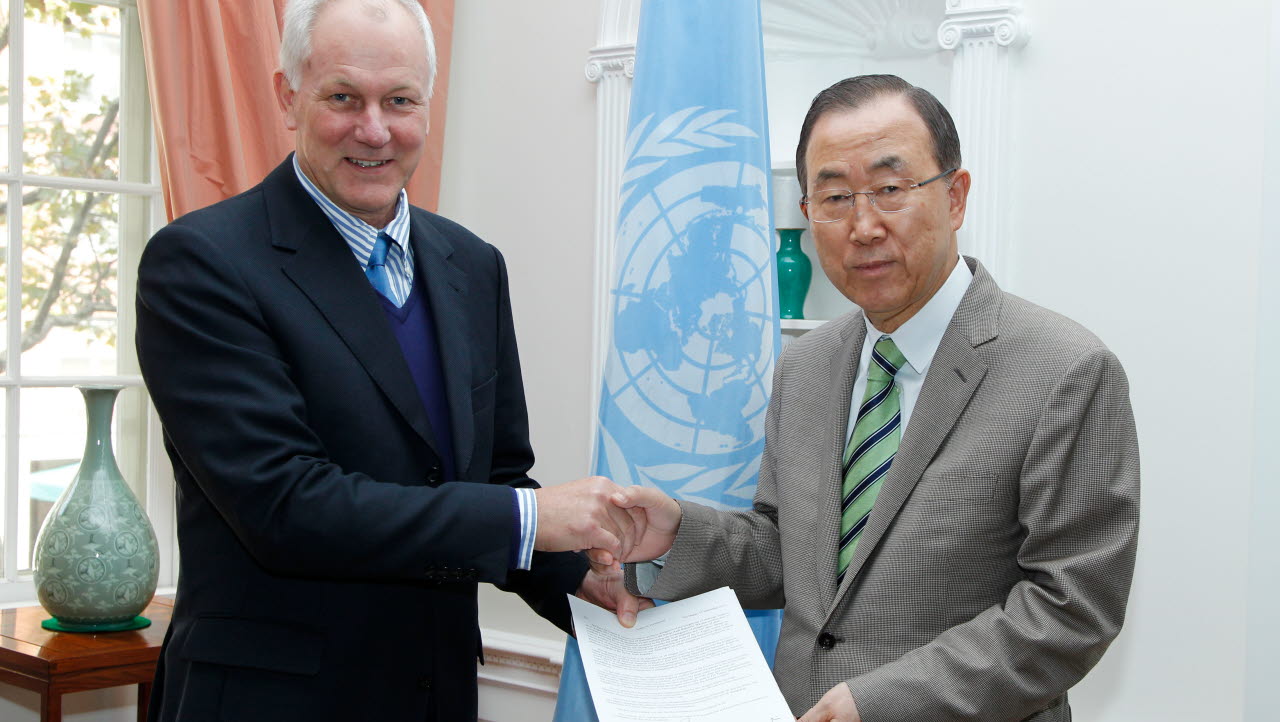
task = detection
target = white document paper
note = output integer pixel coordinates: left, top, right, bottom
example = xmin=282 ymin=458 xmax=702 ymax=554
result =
xmin=568 ymin=586 xmax=793 ymax=722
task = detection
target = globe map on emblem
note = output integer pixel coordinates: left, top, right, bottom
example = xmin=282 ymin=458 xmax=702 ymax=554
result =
xmin=606 ymin=161 xmax=773 ymax=465
xmin=596 ymin=103 xmax=779 ymax=511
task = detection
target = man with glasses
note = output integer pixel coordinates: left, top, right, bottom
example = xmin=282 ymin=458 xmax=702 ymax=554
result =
xmin=613 ymin=75 xmax=1140 ymax=721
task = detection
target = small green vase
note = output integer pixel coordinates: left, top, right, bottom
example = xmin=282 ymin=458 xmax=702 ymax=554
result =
xmin=32 ymin=385 xmax=159 ymax=632
xmin=776 ymin=228 xmax=812 ymax=320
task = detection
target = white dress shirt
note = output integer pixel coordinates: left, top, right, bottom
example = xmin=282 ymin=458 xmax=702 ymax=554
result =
xmin=845 ymin=256 xmax=973 ymax=445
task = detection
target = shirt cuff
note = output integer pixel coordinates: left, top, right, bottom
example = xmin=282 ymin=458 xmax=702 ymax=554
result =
xmin=511 ymin=487 xmax=537 ymax=571
xmin=632 ymin=552 xmax=667 ymax=595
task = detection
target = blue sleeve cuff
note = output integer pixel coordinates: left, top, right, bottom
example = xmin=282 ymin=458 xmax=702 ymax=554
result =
xmin=511 ymin=487 xmax=536 ymax=570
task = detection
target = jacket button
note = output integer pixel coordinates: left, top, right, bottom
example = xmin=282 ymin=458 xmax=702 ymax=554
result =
xmin=426 ymin=466 xmax=443 ymax=484
xmin=817 ymin=632 xmax=837 ymax=650
xmin=418 ymin=677 xmax=432 ymax=690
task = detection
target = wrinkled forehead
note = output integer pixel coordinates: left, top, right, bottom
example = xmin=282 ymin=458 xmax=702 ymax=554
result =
xmin=811 ymin=154 xmax=912 ymax=190
xmin=805 ymin=101 xmax=934 ymax=189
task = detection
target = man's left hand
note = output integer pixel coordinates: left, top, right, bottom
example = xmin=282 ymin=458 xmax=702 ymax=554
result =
xmin=575 ymin=567 xmax=653 ymax=628
xmin=797 ymin=683 xmax=860 ymax=722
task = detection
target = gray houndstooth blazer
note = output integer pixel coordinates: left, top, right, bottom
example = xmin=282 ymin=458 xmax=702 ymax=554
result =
xmin=632 ymin=256 xmax=1139 ymax=721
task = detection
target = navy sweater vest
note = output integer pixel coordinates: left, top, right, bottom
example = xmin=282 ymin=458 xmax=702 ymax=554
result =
xmin=378 ymin=282 xmax=456 ymax=481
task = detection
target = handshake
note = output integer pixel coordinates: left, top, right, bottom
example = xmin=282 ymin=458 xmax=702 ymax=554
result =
xmin=532 ymin=476 xmax=682 ymax=627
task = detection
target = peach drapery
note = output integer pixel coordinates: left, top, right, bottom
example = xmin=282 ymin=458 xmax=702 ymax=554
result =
xmin=138 ymin=0 xmax=454 ymax=221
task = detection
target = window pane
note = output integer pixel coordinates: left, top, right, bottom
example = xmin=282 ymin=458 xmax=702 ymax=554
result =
xmin=0 ymin=393 xmax=6 ymax=576
xmin=0 ymin=185 xmax=7 ymax=363
xmin=118 ymin=5 xmax=150 ymax=186
xmin=21 ymin=190 xmax=120 ymax=376
xmin=23 ymin=2 xmax=122 ymax=180
xmin=0 ymin=4 xmax=10 ymax=174
xmin=20 ymin=387 xmax=79 ymax=573
xmin=20 ymin=384 xmax=145 ymax=573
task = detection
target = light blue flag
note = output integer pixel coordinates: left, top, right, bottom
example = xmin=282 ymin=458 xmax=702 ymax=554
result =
xmin=554 ymin=1 xmax=781 ymax=719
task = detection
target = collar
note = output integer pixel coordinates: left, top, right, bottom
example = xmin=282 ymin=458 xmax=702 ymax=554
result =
xmin=862 ymin=254 xmax=973 ymax=376
xmin=291 ymin=153 xmax=412 ymax=266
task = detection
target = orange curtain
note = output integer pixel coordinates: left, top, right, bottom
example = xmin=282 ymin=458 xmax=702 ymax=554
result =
xmin=138 ymin=0 xmax=453 ymax=221
xmin=411 ymin=1 xmax=453 ymax=211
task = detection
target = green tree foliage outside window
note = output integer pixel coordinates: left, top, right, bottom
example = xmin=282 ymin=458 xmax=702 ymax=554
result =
xmin=2 ymin=0 xmax=124 ymax=373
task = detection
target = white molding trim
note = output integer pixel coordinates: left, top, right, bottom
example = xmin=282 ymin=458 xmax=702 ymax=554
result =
xmin=0 ymin=375 xmax=144 ymax=387
xmin=762 ymin=0 xmax=946 ymax=60
xmin=586 ymin=0 xmax=640 ymax=466
xmin=0 ymin=173 xmax=162 ymax=196
xmin=780 ymin=319 xmax=824 ymax=331
xmin=585 ymin=46 xmax=636 ymax=84
xmin=476 ymin=630 xmax=565 ymax=720
xmin=482 ymin=628 xmax=566 ymax=668
xmin=938 ymin=3 xmax=1029 ymax=50
xmin=938 ymin=0 xmax=1029 ymax=286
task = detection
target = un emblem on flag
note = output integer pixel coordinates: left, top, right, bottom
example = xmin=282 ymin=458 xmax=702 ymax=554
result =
xmin=601 ymin=145 xmax=776 ymax=509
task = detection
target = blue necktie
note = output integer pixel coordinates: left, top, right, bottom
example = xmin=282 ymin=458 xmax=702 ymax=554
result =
xmin=366 ymin=231 xmax=395 ymax=301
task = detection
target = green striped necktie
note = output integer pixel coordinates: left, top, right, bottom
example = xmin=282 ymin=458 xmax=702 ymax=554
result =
xmin=838 ymin=335 xmax=906 ymax=582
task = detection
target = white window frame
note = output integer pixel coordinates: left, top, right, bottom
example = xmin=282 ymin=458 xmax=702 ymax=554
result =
xmin=0 ymin=0 xmax=174 ymax=606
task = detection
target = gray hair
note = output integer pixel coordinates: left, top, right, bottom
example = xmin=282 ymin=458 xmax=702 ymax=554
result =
xmin=795 ymin=75 xmax=961 ymax=195
xmin=279 ymin=0 xmax=437 ymax=99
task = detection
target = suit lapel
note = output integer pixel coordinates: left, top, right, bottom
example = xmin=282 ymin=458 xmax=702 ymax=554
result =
xmin=815 ymin=320 xmax=867 ymax=610
xmin=829 ymin=257 xmax=1000 ymax=612
xmin=409 ymin=212 xmax=476 ymax=478
xmin=266 ymin=159 xmax=442 ymax=457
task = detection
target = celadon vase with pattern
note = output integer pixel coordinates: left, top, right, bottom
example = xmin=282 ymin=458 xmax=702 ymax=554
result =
xmin=32 ymin=385 xmax=159 ymax=632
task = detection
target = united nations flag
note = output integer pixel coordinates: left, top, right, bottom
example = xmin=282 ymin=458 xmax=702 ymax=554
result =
xmin=555 ymin=0 xmax=781 ymax=719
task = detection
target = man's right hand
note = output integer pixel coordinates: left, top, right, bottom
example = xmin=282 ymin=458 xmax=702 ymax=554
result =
xmin=534 ymin=476 xmax=638 ymax=566
xmin=798 ymin=683 xmax=860 ymax=722
xmin=609 ymin=485 xmax=682 ymax=564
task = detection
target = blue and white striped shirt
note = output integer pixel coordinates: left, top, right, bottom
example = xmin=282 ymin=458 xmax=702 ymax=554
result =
xmin=292 ymin=155 xmax=415 ymax=306
xmin=292 ymin=156 xmax=537 ymax=571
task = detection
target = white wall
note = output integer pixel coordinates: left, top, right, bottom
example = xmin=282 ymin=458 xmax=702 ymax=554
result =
xmin=1246 ymin=3 xmax=1280 ymax=719
xmin=1003 ymin=0 xmax=1271 ymax=719
xmin=437 ymin=1 xmax=601 ymax=647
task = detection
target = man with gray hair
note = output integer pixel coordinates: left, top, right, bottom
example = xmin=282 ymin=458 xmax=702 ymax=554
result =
xmin=616 ymin=75 xmax=1140 ymax=721
xmin=136 ymin=1 xmax=644 ymax=719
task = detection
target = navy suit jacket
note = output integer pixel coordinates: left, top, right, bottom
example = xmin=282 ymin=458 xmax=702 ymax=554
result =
xmin=136 ymin=157 xmax=586 ymax=721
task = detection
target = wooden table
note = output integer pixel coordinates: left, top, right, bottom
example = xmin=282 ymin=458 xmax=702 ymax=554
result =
xmin=0 ymin=596 xmax=172 ymax=722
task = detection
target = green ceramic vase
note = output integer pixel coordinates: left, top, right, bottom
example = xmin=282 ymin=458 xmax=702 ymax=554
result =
xmin=32 ymin=385 xmax=159 ymax=631
xmin=776 ymin=228 xmax=812 ymax=319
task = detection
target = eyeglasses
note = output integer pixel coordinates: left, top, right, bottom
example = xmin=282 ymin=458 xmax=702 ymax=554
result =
xmin=801 ymin=168 xmax=958 ymax=222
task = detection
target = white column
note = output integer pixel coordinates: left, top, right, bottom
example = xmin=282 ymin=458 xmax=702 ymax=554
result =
xmin=938 ymin=0 xmax=1029 ymax=285
xmin=586 ymin=0 xmax=640 ymax=459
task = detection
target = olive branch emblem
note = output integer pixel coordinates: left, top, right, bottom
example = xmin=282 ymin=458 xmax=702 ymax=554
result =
xmin=619 ymin=107 xmax=757 ymax=205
